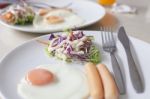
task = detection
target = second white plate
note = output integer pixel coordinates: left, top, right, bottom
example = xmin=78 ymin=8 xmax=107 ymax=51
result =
xmin=0 ymin=0 xmax=105 ymax=33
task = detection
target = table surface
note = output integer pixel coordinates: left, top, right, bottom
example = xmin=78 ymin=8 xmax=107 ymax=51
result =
xmin=0 ymin=0 xmax=150 ymax=59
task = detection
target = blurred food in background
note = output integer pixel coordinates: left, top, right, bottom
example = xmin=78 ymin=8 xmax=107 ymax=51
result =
xmin=1 ymin=3 xmax=35 ymax=25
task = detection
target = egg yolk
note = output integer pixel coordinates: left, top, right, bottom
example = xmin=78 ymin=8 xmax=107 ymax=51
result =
xmin=39 ymin=8 xmax=50 ymax=16
xmin=26 ymin=68 xmax=54 ymax=86
xmin=46 ymin=16 xmax=64 ymax=24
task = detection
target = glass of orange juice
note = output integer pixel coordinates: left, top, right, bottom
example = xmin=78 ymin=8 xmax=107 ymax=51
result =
xmin=98 ymin=0 xmax=116 ymax=6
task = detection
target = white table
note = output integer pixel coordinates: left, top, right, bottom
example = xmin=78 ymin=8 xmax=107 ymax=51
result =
xmin=0 ymin=0 xmax=150 ymax=59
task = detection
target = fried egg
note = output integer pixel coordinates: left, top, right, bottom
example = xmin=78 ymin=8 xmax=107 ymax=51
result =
xmin=33 ymin=9 xmax=84 ymax=30
xmin=17 ymin=63 xmax=89 ymax=99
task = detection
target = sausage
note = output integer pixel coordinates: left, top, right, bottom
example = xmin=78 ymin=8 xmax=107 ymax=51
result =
xmin=97 ymin=64 xmax=119 ymax=99
xmin=85 ymin=62 xmax=104 ymax=99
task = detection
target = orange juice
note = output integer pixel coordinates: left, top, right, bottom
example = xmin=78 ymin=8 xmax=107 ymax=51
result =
xmin=98 ymin=0 xmax=116 ymax=6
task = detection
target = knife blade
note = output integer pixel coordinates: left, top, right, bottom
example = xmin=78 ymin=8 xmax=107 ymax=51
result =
xmin=118 ymin=26 xmax=144 ymax=93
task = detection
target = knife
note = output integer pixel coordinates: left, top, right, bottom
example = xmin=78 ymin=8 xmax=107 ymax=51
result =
xmin=118 ymin=26 xmax=144 ymax=93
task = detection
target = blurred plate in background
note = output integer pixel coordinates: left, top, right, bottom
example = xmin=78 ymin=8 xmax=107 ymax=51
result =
xmin=0 ymin=0 xmax=105 ymax=33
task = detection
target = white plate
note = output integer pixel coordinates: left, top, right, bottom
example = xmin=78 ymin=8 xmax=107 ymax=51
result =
xmin=0 ymin=0 xmax=105 ymax=33
xmin=0 ymin=31 xmax=150 ymax=99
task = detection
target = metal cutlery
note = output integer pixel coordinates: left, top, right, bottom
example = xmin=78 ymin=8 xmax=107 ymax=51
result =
xmin=28 ymin=2 xmax=72 ymax=9
xmin=101 ymin=27 xmax=126 ymax=94
xmin=0 ymin=1 xmax=72 ymax=9
xmin=118 ymin=26 xmax=144 ymax=93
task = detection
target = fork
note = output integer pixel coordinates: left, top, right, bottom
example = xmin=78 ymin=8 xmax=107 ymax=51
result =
xmin=101 ymin=27 xmax=125 ymax=94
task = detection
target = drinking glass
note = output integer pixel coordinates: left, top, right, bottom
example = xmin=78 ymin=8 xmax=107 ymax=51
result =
xmin=98 ymin=0 xmax=116 ymax=6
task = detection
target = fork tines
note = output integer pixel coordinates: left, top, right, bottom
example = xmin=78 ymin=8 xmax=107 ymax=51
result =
xmin=100 ymin=27 xmax=116 ymax=52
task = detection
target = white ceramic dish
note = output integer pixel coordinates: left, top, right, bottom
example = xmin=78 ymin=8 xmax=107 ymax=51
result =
xmin=0 ymin=31 xmax=150 ymax=99
xmin=0 ymin=0 xmax=105 ymax=33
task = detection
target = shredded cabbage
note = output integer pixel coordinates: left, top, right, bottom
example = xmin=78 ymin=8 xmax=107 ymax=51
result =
xmin=45 ymin=30 xmax=101 ymax=64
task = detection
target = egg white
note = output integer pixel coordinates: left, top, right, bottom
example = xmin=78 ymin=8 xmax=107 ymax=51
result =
xmin=33 ymin=9 xmax=84 ymax=30
xmin=17 ymin=63 xmax=89 ymax=99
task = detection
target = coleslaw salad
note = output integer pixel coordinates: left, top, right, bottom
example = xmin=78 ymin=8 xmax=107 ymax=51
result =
xmin=45 ymin=30 xmax=101 ymax=64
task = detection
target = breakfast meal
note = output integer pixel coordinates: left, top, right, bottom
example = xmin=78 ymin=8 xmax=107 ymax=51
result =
xmin=45 ymin=30 xmax=100 ymax=63
xmin=16 ymin=29 xmax=120 ymax=99
xmin=0 ymin=3 xmax=35 ymax=25
xmin=33 ymin=9 xmax=84 ymax=30
xmin=18 ymin=64 xmax=89 ymax=99
xmin=0 ymin=2 xmax=84 ymax=29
